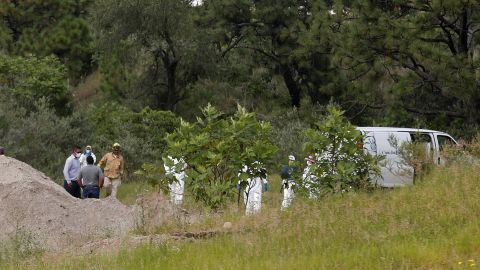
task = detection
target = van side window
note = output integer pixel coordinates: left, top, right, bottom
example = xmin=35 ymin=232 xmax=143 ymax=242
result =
xmin=410 ymin=133 xmax=433 ymax=149
xmin=437 ymin=135 xmax=455 ymax=151
xmin=410 ymin=133 xmax=432 ymax=143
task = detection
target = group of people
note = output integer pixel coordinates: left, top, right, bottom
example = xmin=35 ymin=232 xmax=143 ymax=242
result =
xmin=280 ymin=154 xmax=318 ymax=210
xmin=60 ymin=142 xmax=315 ymax=214
xmin=161 ymin=154 xmax=317 ymax=215
xmin=237 ymin=155 xmax=317 ymax=215
xmin=63 ymin=143 xmax=124 ymax=199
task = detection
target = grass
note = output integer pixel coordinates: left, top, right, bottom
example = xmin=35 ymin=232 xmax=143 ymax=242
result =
xmin=114 ymin=180 xmax=151 ymax=206
xmin=4 ymin=163 xmax=480 ymax=269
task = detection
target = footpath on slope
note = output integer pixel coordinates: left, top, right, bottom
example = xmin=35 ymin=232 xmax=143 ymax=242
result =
xmin=0 ymin=155 xmax=135 ymax=251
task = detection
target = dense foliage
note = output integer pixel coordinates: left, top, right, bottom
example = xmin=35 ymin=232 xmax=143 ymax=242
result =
xmin=159 ymin=104 xmax=277 ymax=209
xmin=0 ymin=54 xmax=71 ymax=115
xmin=0 ymin=0 xmax=94 ymax=80
xmin=0 ymin=0 xmax=479 ymax=188
xmin=303 ymin=106 xmax=380 ymax=195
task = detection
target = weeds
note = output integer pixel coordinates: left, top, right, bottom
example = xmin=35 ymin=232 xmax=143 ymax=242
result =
xmin=0 ymin=222 xmax=42 ymax=264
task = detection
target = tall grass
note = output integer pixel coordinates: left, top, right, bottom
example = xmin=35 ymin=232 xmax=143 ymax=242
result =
xmin=4 ymin=163 xmax=480 ymax=269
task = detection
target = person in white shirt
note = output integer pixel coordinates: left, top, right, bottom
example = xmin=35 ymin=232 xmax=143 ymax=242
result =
xmin=63 ymin=145 xmax=82 ymax=198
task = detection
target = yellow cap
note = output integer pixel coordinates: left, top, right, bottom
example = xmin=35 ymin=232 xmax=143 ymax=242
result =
xmin=112 ymin=143 xmax=121 ymax=149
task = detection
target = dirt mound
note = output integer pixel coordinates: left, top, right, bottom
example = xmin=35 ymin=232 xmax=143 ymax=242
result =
xmin=0 ymin=156 xmax=135 ymax=251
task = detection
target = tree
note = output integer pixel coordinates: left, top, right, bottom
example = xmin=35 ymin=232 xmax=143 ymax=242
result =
xmin=0 ymin=0 xmax=94 ymax=81
xmin=157 ymin=104 xmax=277 ymax=209
xmin=329 ymin=0 xmax=480 ymax=131
xmin=0 ymin=54 xmax=72 ymax=115
xmin=92 ymin=0 xmax=211 ymax=111
xmin=201 ymin=0 xmax=335 ymax=108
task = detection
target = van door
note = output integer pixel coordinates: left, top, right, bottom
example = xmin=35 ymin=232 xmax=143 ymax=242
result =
xmin=374 ymin=132 xmax=414 ymax=187
xmin=434 ymin=133 xmax=457 ymax=165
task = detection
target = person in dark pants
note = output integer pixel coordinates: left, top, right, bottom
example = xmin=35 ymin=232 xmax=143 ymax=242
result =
xmin=63 ymin=145 xmax=82 ymax=198
xmin=77 ymin=156 xmax=104 ymax=199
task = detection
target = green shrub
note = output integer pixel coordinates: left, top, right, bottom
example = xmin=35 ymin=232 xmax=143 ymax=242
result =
xmin=87 ymin=103 xmax=180 ymax=180
xmin=0 ymin=96 xmax=91 ymax=181
xmin=0 ymin=54 xmax=72 ymax=116
xmin=149 ymin=104 xmax=278 ymax=209
xmin=302 ymin=106 xmax=380 ymax=196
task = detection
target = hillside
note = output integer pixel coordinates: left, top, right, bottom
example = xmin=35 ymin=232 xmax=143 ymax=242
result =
xmin=3 ymin=163 xmax=480 ymax=269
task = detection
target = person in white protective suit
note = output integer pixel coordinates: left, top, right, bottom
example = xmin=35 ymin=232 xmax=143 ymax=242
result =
xmin=303 ymin=156 xmax=319 ymax=199
xmin=238 ymin=163 xmax=268 ymax=215
xmin=164 ymin=156 xmax=187 ymax=205
xmin=281 ymin=155 xmax=297 ymax=210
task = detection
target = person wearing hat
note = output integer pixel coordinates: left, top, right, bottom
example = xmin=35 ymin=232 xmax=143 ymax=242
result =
xmin=98 ymin=143 xmax=125 ymax=198
xmin=79 ymin=145 xmax=97 ymax=168
xmin=281 ymin=155 xmax=298 ymax=210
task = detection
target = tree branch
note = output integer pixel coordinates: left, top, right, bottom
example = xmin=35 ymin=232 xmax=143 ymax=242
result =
xmin=403 ymin=106 xmax=465 ymax=118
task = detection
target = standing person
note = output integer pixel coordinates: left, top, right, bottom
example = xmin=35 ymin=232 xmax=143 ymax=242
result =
xmin=98 ymin=143 xmax=124 ymax=198
xmin=164 ymin=156 xmax=187 ymax=205
xmin=0 ymin=146 xmax=4 ymax=155
xmin=241 ymin=162 xmax=268 ymax=215
xmin=303 ymin=156 xmax=319 ymax=199
xmin=79 ymin=145 xmax=96 ymax=168
xmin=281 ymin=155 xmax=297 ymax=210
xmin=77 ymin=156 xmax=104 ymax=199
xmin=63 ymin=145 xmax=82 ymax=198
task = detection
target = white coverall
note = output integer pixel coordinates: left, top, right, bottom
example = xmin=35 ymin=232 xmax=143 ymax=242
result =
xmin=79 ymin=152 xmax=96 ymax=168
xmin=303 ymin=165 xmax=319 ymax=199
xmin=281 ymin=178 xmax=295 ymax=210
xmin=243 ymin=176 xmax=267 ymax=215
xmin=164 ymin=157 xmax=187 ymax=205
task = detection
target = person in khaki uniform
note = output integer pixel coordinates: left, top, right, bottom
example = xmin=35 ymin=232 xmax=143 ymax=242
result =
xmin=98 ymin=143 xmax=124 ymax=198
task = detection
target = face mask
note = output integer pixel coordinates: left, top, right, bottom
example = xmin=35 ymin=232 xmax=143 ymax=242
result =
xmin=85 ymin=150 xmax=91 ymax=154
xmin=75 ymin=153 xmax=81 ymax=158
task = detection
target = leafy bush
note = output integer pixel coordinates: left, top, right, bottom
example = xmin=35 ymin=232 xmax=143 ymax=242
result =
xmin=0 ymin=96 xmax=89 ymax=181
xmin=87 ymin=104 xmax=180 ymax=180
xmin=0 ymin=54 xmax=72 ymax=115
xmin=149 ymin=104 xmax=277 ymax=209
xmin=302 ymin=106 xmax=380 ymax=196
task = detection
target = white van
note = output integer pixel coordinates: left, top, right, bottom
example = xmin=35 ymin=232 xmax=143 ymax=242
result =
xmin=357 ymin=127 xmax=457 ymax=187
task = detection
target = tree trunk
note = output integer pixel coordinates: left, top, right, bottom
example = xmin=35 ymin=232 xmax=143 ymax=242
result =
xmin=280 ymin=65 xmax=301 ymax=108
xmin=163 ymin=56 xmax=178 ymax=111
xmin=458 ymin=7 xmax=469 ymax=54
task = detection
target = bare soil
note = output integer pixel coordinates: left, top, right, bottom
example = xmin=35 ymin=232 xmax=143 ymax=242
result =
xmin=0 ymin=155 xmax=134 ymax=251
